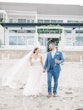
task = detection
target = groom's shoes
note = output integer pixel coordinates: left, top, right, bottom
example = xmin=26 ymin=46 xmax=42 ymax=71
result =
xmin=47 ymin=94 xmax=52 ymax=98
xmin=53 ymin=93 xmax=57 ymax=97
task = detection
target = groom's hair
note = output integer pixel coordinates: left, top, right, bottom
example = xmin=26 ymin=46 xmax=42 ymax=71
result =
xmin=49 ymin=42 xmax=57 ymax=46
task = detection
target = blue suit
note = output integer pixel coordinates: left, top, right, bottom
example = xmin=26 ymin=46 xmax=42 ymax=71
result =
xmin=44 ymin=50 xmax=64 ymax=94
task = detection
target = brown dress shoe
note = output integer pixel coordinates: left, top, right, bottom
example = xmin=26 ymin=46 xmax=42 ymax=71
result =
xmin=47 ymin=94 xmax=52 ymax=98
xmin=53 ymin=93 xmax=57 ymax=97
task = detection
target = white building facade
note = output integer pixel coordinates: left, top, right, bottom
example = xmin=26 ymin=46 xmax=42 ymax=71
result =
xmin=0 ymin=3 xmax=83 ymax=51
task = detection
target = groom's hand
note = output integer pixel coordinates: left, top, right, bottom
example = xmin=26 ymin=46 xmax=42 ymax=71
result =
xmin=55 ymin=60 xmax=61 ymax=64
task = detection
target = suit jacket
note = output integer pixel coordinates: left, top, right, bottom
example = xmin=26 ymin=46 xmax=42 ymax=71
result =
xmin=44 ymin=50 xmax=64 ymax=73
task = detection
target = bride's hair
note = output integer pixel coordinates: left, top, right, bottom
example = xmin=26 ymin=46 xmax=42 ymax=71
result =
xmin=33 ymin=47 xmax=39 ymax=53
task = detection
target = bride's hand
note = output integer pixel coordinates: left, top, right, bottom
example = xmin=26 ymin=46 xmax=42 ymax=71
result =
xmin=43 ymin=69 xmax=46 ymax=73
xmin=30 ymin=62 xmax=33 ymax=66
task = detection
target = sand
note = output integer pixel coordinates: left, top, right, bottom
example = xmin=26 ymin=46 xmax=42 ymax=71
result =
xmin=0 ymin=59 xmax=83 ymax=110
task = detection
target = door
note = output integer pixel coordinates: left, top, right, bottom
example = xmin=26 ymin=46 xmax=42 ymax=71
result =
xmin=47 ymin=38 xmax=59 ymax=51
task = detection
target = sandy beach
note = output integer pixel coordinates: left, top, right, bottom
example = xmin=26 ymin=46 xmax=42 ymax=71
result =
xmin=0 ymin=59 xmax=83 ymax=110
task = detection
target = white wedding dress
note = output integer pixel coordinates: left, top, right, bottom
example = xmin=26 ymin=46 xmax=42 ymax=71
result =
xmin=23 ymin=57 xmax=42 ymax=96
xmin=2 ymin=41 xmax=42 ymax=96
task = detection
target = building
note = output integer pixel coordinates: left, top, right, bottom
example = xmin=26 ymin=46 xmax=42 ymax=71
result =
xmin=0 ymin=2 xmax=83 ymax=52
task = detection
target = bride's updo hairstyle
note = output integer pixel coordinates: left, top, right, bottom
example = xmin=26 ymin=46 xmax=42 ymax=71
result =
xmin=33 ymin=47 xmax=39 ymax=53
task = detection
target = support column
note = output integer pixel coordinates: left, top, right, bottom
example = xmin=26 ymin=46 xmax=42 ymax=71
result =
xmin=58 ymin=27 xmax=65 ymax=50
xmin=34 ymin=26 xmax=38 ymax=46
xmin=5 ymin=29 xmax=9 ymax=45
xmin=0 ymin=25 xmax=4 ymax=46
xmin=72 ymin=28 xmax=76 ymax=46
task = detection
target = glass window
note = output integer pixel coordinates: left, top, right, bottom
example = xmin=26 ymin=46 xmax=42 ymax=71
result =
xmin=18 ymin=19 xmax=26 ymax=23
xmin=0 ymin=13 xmax=6 ymax=22
xmin=38 ymin=20 xmax=43 ymax=23
xmin=67 ymin=20 xmax=79 ymax=23
xmin=26 ymin=36 xmax=34 ymax=45
xmin=0 ymin=18 xmax=3 ymax=22
xmin=76 ymin=30 xmax=83 ymax=33
xmin=76 ymin=37 xmax=83 ymax=46
xmin=51 ymin=20 xmax=56 ymax=23
xmin=18 ymin=36 xmax=26 ymax=45
xmin=27 ymin=20 xmax=30 ymax=23
xmin=0 ymin=13 xmax=3 ymax=18
xmin=73 ymin=21 xmax=79 ymax=23
xmin=9 ymin=30 xmax=17 ymax=33
xmin=56 ymin=20 xmax=63 ymax=23
xmin=31 ymin=20 xmax=34 ymax=23
xmin=80 ymin=21 xmax=83 ymax=23
xmin=0 ymin=13 xmax=3 ymax=22
xmin=12 ymin=19 xmax=18 ymax=23
xmin=9 ymin=29 xmax=35 ymax=33
xmin=9 ymin=36 xmax=34 ymax=45
xmin=65 ymin=30 xmax=72 ymax=33
xmin=9 ymin=19 xmax=13 ymax=23
xmin=44 ymin=20 xmax=50 ymax=23
xmin=26 ymin=30 xmax=35 ymax=33
xmin=65 ymin=37 xmax=73 ymax=46
xmin=67 ymin=20 xmax=73 ymax=23
xmin=50 ymin=20 xmax=63 ymax=23
xmin=9 ymin=36 xmax=17 ymax=45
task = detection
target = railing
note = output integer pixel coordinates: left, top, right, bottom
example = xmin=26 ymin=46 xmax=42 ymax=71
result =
xmin=80 ymin=55 xmax=83 ymax=64
xmin=0 ymin=45 xmax=47 ymax=52
xmin=0 ymin=45 xmax=34 ymax=50
xmin=62 ymin=46 xmax=83 ymax=51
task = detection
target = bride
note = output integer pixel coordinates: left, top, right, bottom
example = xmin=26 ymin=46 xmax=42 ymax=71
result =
xmin=2 ymin=47 xmax=43 ymax=96
xmin=2 ymin=41 xmax=44 ymax=96
xmin=23 ymin=47 xmax=43 ymax=96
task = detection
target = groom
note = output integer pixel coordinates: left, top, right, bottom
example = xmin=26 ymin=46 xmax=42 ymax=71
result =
xmin=43 ymin=42 xmax=64 ymax=97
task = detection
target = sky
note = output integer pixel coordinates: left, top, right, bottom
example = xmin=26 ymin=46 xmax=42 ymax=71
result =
xmin=0 ymin=0 xmax=83 ymax=6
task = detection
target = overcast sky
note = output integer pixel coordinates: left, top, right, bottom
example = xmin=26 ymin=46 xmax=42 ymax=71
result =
xmin=0 ymin=0 xmax=83 ymax=6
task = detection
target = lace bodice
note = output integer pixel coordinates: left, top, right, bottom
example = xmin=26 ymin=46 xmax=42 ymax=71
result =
xmin=32 ymin=58 xmax=41 ymax=66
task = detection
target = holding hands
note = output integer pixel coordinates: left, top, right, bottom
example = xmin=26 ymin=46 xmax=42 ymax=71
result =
xmin=43 ymin=69 xmax=46 ymax=73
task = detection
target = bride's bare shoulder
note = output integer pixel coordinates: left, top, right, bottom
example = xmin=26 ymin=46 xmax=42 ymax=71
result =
xmin=39 ymin=55 xmax=42 ymax=59
xmin=30 ymin=54 xmax=34 ymax=59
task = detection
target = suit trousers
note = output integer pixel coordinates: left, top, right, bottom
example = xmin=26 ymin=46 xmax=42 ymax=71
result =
xmin=47 ymin=69 xmax=60 ymax=94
